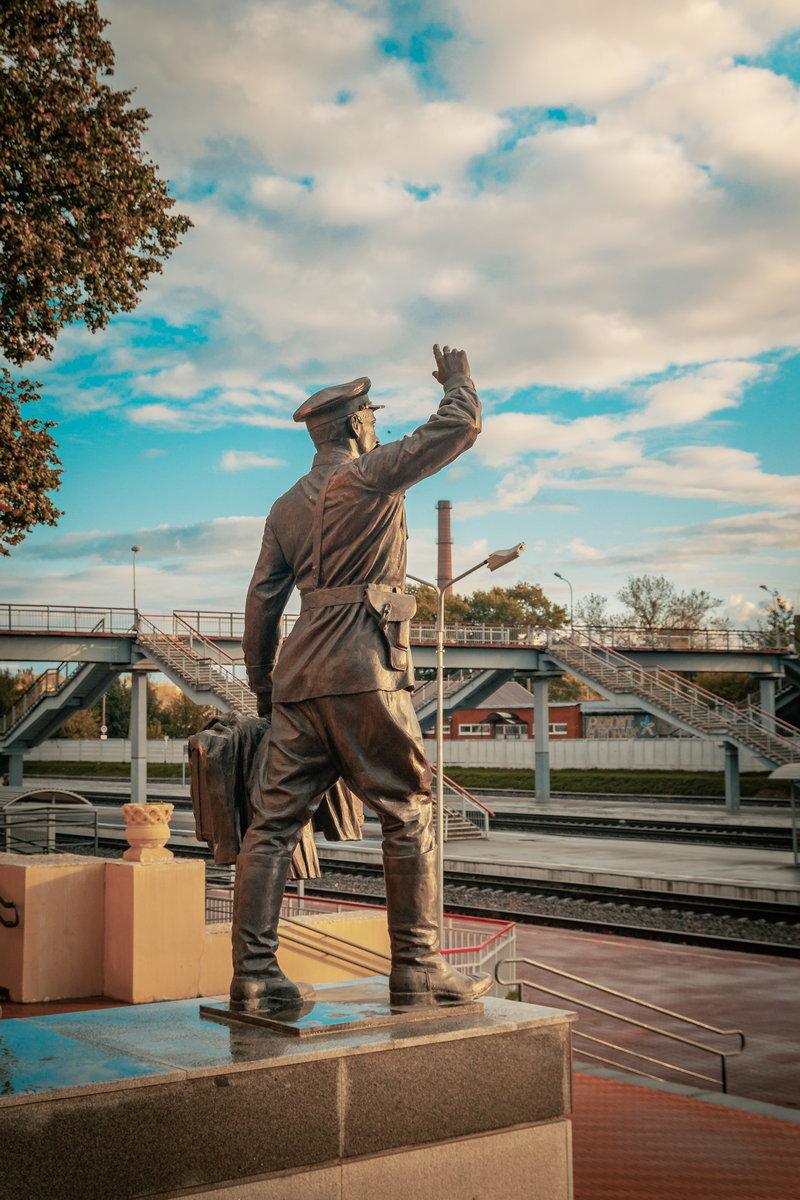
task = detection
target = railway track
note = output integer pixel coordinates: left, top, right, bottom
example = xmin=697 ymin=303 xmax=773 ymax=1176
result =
xmin=306 ymin=862 xmax=800 ymax=958
xmin=56 ymin=831 xmax=800 ymax=957
xmin=487 ymin=812 xmax=793 ymax=850
xmin=78 ymin=793 xmax=793 ymax=852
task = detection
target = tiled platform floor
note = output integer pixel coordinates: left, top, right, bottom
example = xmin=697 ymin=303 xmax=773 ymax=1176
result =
xmin=572 ymin=1073 xmax=800 ymax=1200
xmin=512 ymin=925 xmax=800 ymax=1109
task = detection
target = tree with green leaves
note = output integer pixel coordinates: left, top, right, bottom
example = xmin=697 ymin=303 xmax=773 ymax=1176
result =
xmin=408 ymin=580 xmax=565 ymax=627
xmin=757 ymin=588 xmax=796 ymax=652
xmin=464 ymin=582 xmax=566 ymax=627
xmin=160 ymin=690 xmax=215 ymax=739
xmin=0 ymin=370 xmax=62 ymax=553
xmin=57 ymin=707 xmax=100 ymax=737
xmin=407 ymin=583 xmax=471 ymax=624
xmin=0 ymin=0 xmax=192 ymax=365
xmin=575 ymin=592 xmax=614 ymax=631
xmin=94 ymin=675 xmax=129 ymax=738
xmin=0 ymin=666 xmax=34 ymax=715
xmin=616 ymin=574 xmax=722 ymax=631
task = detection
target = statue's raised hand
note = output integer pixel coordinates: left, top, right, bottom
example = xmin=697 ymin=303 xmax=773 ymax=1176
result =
xmin=432 ymin=344 xmax=470 ymax=386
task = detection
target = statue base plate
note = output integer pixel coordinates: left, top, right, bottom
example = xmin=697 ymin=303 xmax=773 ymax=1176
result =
xmin=199 ymin=990 xmax=483 ymax=1037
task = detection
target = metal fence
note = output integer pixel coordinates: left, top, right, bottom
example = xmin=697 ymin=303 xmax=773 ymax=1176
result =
xmin=0 ymin=803 xmax=99 ymax=855
xmin=0 ymin=604 xmax=788 ymax=653
xmin=204 ymin=889 xmax=516 ymax=998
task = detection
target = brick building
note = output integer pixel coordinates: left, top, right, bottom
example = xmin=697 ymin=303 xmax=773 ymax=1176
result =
xmin=442 ymin=680 xmax=583 ymax=741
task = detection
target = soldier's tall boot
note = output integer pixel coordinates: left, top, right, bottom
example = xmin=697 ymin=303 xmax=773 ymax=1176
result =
xmin=383 ymin=848 xmax=493 ymax=1006
xmin=230 ymin=850 xmax=313 ymax=1012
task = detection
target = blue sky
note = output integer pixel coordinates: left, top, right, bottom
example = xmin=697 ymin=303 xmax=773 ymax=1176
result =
xmin=3 ymin=0 xmax=800 ymax=627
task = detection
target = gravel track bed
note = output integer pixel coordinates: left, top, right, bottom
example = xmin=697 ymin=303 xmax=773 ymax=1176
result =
xmin=316 ymin=872 xmax=800 ymax=949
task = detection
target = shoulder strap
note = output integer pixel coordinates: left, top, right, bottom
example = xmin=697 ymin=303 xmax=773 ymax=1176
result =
xmin=310 ymin=466 xmax=342 ymax=590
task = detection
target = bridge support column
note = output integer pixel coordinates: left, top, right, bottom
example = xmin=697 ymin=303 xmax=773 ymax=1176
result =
xmin=7 ymin=753 xmax=24 ymax=787
xmin=723 ymin=742 xmax=740 ymax=814
xmin=533 ymin=676 xmax=550 ymax=804
xmin=757 ymin=675 xmax=778 ymax=730
xmin=130 ymin=669 xmax=148 ymax=805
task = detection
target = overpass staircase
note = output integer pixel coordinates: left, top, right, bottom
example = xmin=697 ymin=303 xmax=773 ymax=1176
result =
xmin=413 ymin=668 xmax=513 ymax=730
xmin=135 ymin=616 xmax=258 ymax=716
xmin=546 ymin=630 xmax=799 ymax=767
xmin=0 ymin=661 xmax=122 ymax=763
xmin=776 ymin=658 xmax=800 ymax=727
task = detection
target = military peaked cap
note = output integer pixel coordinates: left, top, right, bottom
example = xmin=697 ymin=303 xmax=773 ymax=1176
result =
xmin=292 ymin=376 xmax=382 ymax=432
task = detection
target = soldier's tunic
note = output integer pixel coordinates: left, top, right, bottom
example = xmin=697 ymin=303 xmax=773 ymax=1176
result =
xmin=241 ymin=373 xmax=480 ymax=857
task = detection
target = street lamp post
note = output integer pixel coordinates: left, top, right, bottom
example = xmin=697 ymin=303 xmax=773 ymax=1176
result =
xmin=131 ymin=545 xmax=142 ymax=628
xmin=553 ymin=571 xmax=573 ymax=631
xmin=408 ymin=541 xmax=525 ymax=937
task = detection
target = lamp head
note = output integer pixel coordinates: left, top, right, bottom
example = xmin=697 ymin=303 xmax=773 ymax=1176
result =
xmin=487 ymin=542 xmax=526 ymax=572
xmin=131 ymin=545 xmax=142 ymax=553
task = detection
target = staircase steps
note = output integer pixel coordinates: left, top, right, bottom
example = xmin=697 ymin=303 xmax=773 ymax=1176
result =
xmin=548 ymin=632 xmax=798 ymax=767
xmin=137 ymin=627 xmax=258 ymax=716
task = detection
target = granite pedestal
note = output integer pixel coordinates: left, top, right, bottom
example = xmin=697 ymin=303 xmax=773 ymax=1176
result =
xmin=0 ymin=978 xmax=575 ymax=1200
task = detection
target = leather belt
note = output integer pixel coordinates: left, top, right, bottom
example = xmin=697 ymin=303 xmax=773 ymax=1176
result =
xmin=300 ymin=584 xmax=367 ymax=611
xmin=300 ymin=584 xmax=401 ymax=612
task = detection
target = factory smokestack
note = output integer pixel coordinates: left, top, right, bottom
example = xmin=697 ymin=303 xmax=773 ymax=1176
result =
xmin=436 ymin=500 xmax=453 ymax=596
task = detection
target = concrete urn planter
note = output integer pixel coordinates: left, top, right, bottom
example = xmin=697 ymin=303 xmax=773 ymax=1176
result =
xmin=122 ymin=802 xmax=175 ymax=863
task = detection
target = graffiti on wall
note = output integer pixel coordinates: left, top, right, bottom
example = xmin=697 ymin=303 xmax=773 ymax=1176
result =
xmin=584 ymin=713 xmax=658 ymax=739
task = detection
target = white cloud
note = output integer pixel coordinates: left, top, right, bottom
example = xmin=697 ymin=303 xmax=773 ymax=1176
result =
xmin=62 ymin=0 xmax=797 ymax=401
xmin=127 ymin=398 xmax=297 ymax=432
xmin=558 ymin=509 xmax=800 ymax=574
xmin=220 ymin=450 xmax=287 ymax=471
xmin=12 ymin=0 xmax=800 ymax=617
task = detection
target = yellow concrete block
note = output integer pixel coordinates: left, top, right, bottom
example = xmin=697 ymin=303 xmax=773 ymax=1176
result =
xmin=198 ymin=910 xmax=390 ymax=998
xmin=200 ymin=923 xmax=233 ymax=996
xmin=0 ymin=853 xmax=106 ymax=1003
xmin=104 ymin=859 xmax=206 ymax=1003
xmin=276 ymin=911 xmax=390 ymax=986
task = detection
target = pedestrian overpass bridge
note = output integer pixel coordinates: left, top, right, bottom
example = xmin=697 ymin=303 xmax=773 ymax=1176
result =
xmin=1 ymin=604 xmax=797 ymax=808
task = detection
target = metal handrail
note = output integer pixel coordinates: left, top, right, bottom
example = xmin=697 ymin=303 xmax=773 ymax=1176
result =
xmin=0 ymin=893 xmax=20 ymax=928
xmin=437 ymin=769 xmax=496 ymax=816
xmin=578 ymin=625 xmax=789 ymax=653
xmin=430 ymin=769 xmax=491 ymax=837
xmin=171 ymin=613 xmax=240 ymax=666
xmin=413 ymin=669 xmax=481 ymax=708
xmin=136 ymin=615 xmax=256 ymax=713
xmin=280 ymin=913 xmax=391 ymax=961
xmin=496 ymin=956 xmax=745 ymax=1092
xmin=0 ymin=604 xmax=792 ymax=652
xmin=0 ymin=805 xmax=100 ymax=857
xmin=0 ymin=661 xmax=80 ymax=735
xmin=549 ymin=629 xmax=797 ymax=762
xmin=0 ymin=604 xmax=138 ymax=635
xmin=276 ymin=927 xmax=390 ymax=977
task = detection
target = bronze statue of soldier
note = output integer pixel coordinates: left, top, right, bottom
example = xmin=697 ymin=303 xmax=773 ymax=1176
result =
xmin=231 ymin=344 xmax=492 ymax=1012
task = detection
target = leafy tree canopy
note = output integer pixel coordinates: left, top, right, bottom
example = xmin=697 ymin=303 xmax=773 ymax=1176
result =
xmin=0 ymin=0 xmax=192 ymax=363
xmin=0 ymin=369 xmax=62 ymax=553
xmin=0 ymin=665 xmax=34 ymax=714
xmin=616 ymin=574 xmax=723 ymax=630
xmin=465 ymin=583 xmax=566 ymax=627
xmin=578 ymin=575 xmax=725 ymax=631
xmin=408 ymin=581 xmax=566 ymax=627
xmin=757 ymin=588 xmax=796 ymax=652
